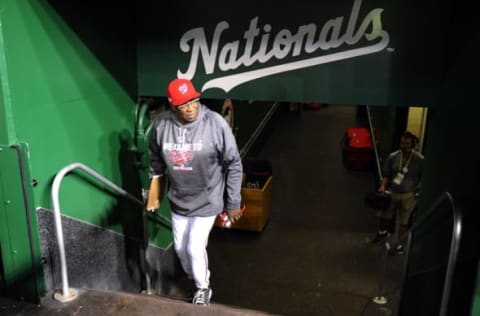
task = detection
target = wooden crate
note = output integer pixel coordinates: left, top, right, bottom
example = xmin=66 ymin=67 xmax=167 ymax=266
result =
xmin=215 ymin=176 xmax=272 ymax=232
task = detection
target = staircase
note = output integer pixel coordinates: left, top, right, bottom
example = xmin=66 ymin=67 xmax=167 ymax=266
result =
xmin=0 ymin=288 xmax=278 ymax=316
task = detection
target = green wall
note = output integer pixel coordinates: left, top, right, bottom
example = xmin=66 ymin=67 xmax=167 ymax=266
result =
xmin=3 ymin=0 xmax=134 ymax=213
xmin=472 ymin=272 xmax=480 ymax=316
xmin=0 ymin=17 xmax=15 ymax=145
xmin=0 ymin=0 xmax=173 ymax=300
xmin=0 ymin=0 xmax=162 ymax=237
xmin=397 ymin=2 xmax=480 ymax=312
xmin=400 ymin=106 xmax=480 ymax=316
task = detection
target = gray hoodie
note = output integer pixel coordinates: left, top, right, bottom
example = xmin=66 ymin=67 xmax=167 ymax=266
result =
xmin=149 ymin=104 xmax=243 ymax=217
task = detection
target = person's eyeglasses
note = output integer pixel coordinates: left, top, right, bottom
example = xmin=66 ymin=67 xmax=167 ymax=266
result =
xmin=177 ymin=99 xmax=199 ymax=111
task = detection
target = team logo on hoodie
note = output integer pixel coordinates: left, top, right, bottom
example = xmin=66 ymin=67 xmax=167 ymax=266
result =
xmin=169 ymin=150 xmax=194 ymax=171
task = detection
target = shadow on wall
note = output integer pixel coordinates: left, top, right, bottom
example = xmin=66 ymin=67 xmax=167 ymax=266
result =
xmin=34 ymin=130 xmax=173 ymax=297
xmin=102 ymin=130 xmax=146 ymax=290
xmin=0 ymin=265 xmax=43 ymax=306
xmin=46 ymin=0 xmax=138 ymax=100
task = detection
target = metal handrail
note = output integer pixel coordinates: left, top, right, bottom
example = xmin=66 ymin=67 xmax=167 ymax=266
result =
xmin=240 ymin=102 xmax=279 ymax=158
xmin=401 ymin=192 xmax=461 ymax=316
xmin=51 ymin=162 xmax=171 ymax=302
xmin=375 ymin=192 xmax=462 ymax=316
xmin=365 ymin=105 xmax=383 ymax=182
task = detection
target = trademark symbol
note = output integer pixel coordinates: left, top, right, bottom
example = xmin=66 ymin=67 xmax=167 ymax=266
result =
xmin=387 ymin=47 xmax=395 ymax=53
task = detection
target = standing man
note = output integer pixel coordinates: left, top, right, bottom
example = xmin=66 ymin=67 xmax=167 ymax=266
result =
xmin=146 ymin=78 xmax=244 ymax=305
xmin=372 ymin=131 xmax=424 ymax=255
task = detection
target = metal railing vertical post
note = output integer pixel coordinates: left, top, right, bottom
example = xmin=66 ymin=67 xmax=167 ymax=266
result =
xmin=51 ymin=162 xmax=147 ymax=302
xmin=371 ymin=192 xmax=462 ymax=316
xmin=365 ymin=105 xmax=383 ymax=182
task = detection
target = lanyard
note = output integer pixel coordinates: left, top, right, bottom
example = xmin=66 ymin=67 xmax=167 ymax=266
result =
xmin=399 ymin=151 xmax=413 ymax=173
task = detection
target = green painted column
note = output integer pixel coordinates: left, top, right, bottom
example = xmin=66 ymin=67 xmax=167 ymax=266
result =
xmin=0 ymin=0 xmax=16 ymax=145
xmin=0 ymin=145 xmax=44 ymax=303
xmin=472 ymin=278 xmax=480 ymax=316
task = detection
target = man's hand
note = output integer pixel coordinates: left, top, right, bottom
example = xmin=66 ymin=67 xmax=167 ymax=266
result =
xmin=227 ymin=208 xmax=243 ymax=224
xmin=378 ymin=177 xmax=389 ymax=193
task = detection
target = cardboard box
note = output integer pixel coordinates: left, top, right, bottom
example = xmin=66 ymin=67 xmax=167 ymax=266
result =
xmin=215 ymin=175 xmax=272 ymax=232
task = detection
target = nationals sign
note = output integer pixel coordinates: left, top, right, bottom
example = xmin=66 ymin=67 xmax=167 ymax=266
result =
xmin=177 ymin=0 xmax=389 ymax=93
xmin=138 ymin=0 xmax=446 ymax=105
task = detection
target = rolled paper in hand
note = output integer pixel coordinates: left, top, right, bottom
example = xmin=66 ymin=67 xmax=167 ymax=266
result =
xmin=146 ymin=177 xmax=160 ymax=211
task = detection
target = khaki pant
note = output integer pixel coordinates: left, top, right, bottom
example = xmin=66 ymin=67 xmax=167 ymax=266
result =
xmin=376 ymin=191 xmax=417 ymax=226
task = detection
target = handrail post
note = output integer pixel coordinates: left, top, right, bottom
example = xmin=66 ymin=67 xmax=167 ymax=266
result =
xmin=140 ymin=188 xmax=155 ymax=295
xmin=51 ymin=163 xmax=82 ymax=302
xmin=439 ymin=193 xmax=462 ymax=316
xmin=51 ymin=162 xmax=150 ymax=302
xmin=370 ymin=192 xmax=462 ymax=316
xmin=365 ymin=105 xmax=383 ymax=183
xmin=372 ymin=241 xmax=391 ymax=305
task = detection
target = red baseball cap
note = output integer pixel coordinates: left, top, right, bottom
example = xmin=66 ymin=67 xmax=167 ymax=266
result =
xmin=166 ymin=78 xmax=201 ymax=106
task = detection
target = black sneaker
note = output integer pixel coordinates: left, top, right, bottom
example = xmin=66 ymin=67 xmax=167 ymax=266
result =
xmin=394 ymin=244 xmax=404 ymax=255
xmin=370 ymin=231 xmax=390 ymax=244
xmin=192 ymin=288 xmax=212 ymax=305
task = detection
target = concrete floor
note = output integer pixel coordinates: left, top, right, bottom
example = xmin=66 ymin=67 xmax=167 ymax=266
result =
xmin=207 ymin=105 xmax=405 ymax=316
xmin=0 ymin=105 xmax=406 ymax=316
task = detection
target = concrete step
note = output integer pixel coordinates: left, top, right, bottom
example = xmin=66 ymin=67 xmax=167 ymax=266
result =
xmin=0 ymin=288 xmax=279 ymax=316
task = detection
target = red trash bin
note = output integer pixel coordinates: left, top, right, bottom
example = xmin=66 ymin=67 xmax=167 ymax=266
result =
xmin=342 ymin=127 xmax=374 ymax=170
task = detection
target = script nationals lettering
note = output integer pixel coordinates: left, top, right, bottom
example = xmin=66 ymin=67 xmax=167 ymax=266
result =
xmin=176 ymin=0 xmax=389 ymax=92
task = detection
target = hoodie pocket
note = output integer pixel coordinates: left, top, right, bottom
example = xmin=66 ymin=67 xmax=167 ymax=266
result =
xmin=168 ymin=187 xmax=209 ymax=211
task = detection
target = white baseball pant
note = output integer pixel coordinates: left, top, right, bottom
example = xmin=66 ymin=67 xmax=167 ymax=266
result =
xmin=171 ymin=212 xmax=217 ymax=289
